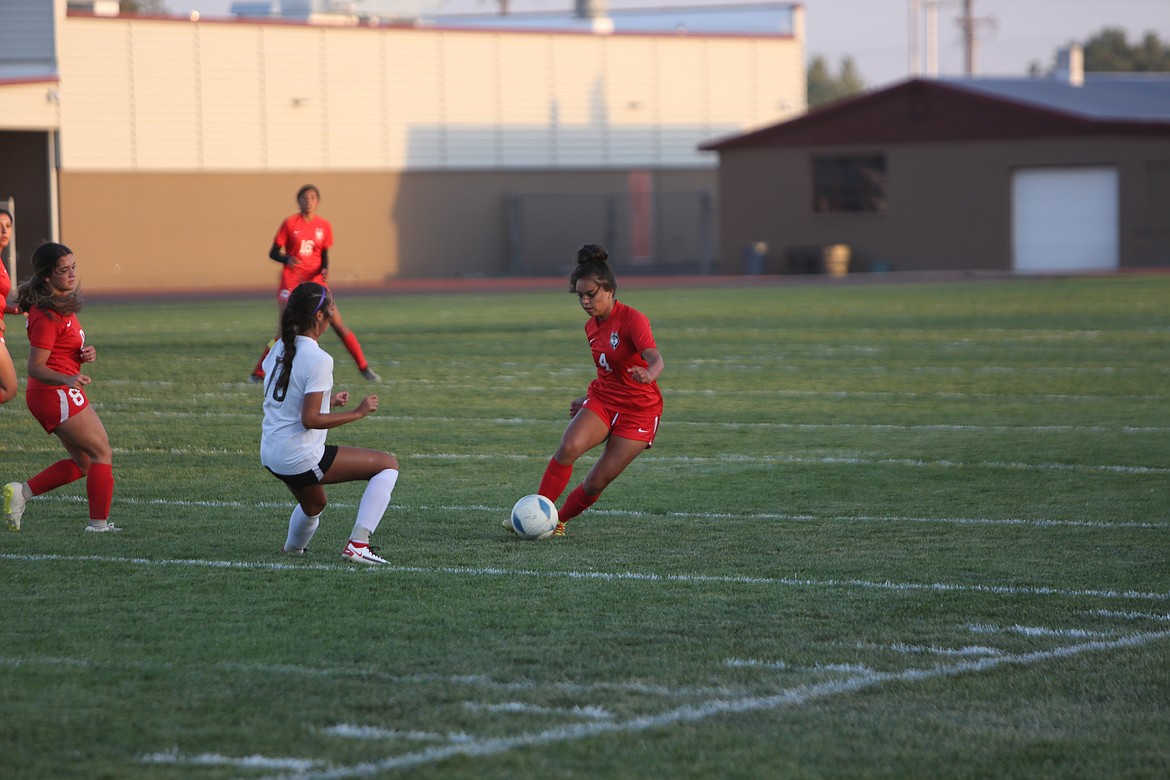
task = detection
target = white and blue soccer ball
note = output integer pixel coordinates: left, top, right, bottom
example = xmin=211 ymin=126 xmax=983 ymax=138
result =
xmin=509 ymin=494 xmax=558 ymax=540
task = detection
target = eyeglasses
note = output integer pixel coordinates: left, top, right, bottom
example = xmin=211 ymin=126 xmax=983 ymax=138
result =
xmin=575 ymin=286 xmax=604 ymax=301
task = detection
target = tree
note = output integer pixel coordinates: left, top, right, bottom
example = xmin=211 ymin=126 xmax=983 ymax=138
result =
xmin=807 ymin=55 xmax=867 ymax=108
xmin=1032 ymin=27 xmax=1170 ymax=74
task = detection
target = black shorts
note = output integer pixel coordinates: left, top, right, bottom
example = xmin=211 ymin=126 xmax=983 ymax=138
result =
xmin=266 ymin=445 xmax=339 ymax=489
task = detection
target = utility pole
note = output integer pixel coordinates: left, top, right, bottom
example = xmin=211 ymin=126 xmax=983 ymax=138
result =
xmin=909 ymin=0 xmax=920 ymax=76
xmin=957 ymin=0 xmax=996 ymax=77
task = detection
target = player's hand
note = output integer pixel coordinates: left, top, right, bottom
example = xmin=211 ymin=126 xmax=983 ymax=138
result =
xmin=627 ymin=367 xmax=652 ymax=384
xmin=357 ymin=394 xmax=379 ymax=416
xmin=331 ymin=391 xmax=350 ymax=408
xmin=79 ymin=345 xmax=97 ymax=363
xmin=285 ymin=254 xmax=299 ymax=268
xmin=68 ymin=373 xmax=91 ymax=389
xmin=569 ymin=396 xmax=586 ymax=417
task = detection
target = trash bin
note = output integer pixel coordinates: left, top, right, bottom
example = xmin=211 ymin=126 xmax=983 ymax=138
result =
xmin=822 ymin=244 xmax=850 ymax=277
xmin=741 ymin=241 xmax=767 ymax=275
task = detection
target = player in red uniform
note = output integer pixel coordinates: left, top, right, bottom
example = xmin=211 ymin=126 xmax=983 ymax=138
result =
xmin=531 ymin=244 xmax=664 ymax=538
xmin=249 ymin=184 xmax=379 ymax=383
xmin=3 ymin=242 xmax=118 ymax=533
xmin=0 ymin=208 xmax=20 ymax=405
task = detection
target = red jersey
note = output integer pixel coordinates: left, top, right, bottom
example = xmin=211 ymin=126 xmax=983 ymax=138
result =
xmin=0 ymin=262 xmax=11 ymax=322
xmin=583 ymin=299 xmax=662 ymax=415
xmin=274 ymin=213 xmax=332 ymax=290
xmin=26 ymin=306 xmax=84 ymax=391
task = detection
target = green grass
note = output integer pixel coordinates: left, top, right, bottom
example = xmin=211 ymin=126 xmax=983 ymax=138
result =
xmin=1 ymin=275 xmax=1168 ymax=779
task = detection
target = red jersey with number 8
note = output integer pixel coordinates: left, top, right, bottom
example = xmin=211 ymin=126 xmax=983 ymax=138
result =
xmin=583 ymin=299 xmax=662 ymax=415
xmin=26 ymin=307 xmax=84 ymax=391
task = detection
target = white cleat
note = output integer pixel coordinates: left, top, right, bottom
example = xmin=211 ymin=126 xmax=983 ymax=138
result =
xmin=84 ymin=522 xmax=122 ymax=533
xmin=4 ymin=482 xmax=27 ymax=532
xmin=342 ymin=540 xmax=389 ymax=564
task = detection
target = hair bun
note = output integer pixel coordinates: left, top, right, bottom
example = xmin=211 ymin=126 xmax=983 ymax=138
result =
xmin=576 ymin=244 xmax=608 ymax=265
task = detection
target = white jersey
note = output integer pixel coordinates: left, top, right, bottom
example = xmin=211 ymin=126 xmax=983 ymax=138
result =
xmin=260 ymin=335 xmax=334 ymax=475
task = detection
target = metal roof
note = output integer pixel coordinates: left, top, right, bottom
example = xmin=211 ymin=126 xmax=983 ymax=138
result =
xmin=939 ymin=74 xmax=1170 ymax=121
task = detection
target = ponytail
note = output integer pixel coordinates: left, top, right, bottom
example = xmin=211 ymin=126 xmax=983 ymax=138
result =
xmin=270 ymin=282 xmax=332 ymax=402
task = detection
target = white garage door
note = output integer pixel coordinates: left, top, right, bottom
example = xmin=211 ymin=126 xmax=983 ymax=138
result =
xmin=1012 ymin=167 xmax=1119 ymax=272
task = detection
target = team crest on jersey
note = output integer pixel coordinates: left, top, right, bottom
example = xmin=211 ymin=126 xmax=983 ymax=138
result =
xmin=610 ymin=331 xmax=619 ymax=349
xmin=315 ymin=228 xmax=324 ymax=243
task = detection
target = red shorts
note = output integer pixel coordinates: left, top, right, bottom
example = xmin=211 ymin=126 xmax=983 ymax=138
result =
xmin=26 ymin=385 xmax=90 ymax=434
xmin=580 ymin=397 xmax=660 ymax=447
xmin=279 ymin=269 xmax=326 ymax=299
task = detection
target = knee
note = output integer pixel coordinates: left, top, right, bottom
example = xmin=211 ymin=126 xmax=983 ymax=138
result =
xmin=301 ymin=497 xmax=327 ymax=516
xmin=0 ymin=387 xmax=15 ymax=405
xmin=383 ymin=453 xmax=399 ymax=471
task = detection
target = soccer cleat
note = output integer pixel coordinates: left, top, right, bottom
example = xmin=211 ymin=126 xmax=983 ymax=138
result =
xmin=248 ymin=373 xmax=265 ymax=384
xmin=502 ymin=517 xmax=517 ymax=534
xmin=281 ymin=545 xmax=309 ymax=555
xmin=3 ymin=482 xmax=26 ymax=532
xmin=360 ymin=367 xmax=381 ymax=382
xmin=551 ymin=522 xmax=567 ymax=538
xmin=342 ymin=540 xmax=389 ymax=564
xmin=84 ymin=522 xmax=122 ymax=533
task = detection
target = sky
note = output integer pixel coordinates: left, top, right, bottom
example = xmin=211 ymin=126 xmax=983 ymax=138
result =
xmin=175 ymin=0 xmax=1170 ymax=87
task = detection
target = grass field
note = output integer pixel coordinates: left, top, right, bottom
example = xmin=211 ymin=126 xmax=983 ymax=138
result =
xmin=1 ymin=274 xmax=1168 ymax=779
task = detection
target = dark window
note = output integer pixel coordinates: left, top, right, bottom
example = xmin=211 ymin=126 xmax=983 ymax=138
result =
xmin=812 ymin=154 xmax=887 ymax=213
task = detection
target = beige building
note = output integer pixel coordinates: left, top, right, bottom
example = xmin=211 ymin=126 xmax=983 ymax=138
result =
xmin=0 ymin=0 xmax=806 ymax=291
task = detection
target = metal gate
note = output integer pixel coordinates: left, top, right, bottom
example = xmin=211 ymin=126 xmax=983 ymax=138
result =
xmin=507 ymin=190 xmax=715 ymax=276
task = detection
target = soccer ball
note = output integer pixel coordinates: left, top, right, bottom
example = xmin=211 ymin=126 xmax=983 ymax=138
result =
xmin=509 ymin=494 xmax=559 ymax=540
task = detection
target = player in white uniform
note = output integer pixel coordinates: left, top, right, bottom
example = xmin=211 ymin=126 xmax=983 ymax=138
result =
xmin=260 ymin=282 xmax=399 ymax=563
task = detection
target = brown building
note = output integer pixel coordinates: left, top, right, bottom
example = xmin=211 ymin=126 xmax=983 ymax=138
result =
xmin=702 ymin=73 xmax=1170 ymax=275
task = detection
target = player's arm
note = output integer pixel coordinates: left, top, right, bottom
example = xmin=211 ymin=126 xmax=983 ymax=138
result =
xmin=320 ymin=248 xmax=329 ymax=278
xmin=27 ymin=345 xmax=89 ymax=389
xmin=270 ymin=241 xmax=298 ymax=267
xmin=300 ymin=390 xmax=378 ymax=429
xmin=627 ymin=347 xmax=663 ymax=385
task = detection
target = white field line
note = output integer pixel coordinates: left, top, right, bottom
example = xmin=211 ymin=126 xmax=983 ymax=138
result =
xmin=12 ymin=444 xmax=1168 ymax=475
xmin=464 ymin=702 xmax=615 ymax=720
xmin=5 ymin=553 xmax=1169 ymax=602
xmin=26 ymin=493 xmax=1170 ymax=530
xmin=322 ymin=725 xmax=475 ymax=743
xmin=140 ymin=751 xmax=320 ymax=771
xmin=1089 ymin=609 xmax=1170 ymax=623
xmin=0 ymin=655 xmax=749 ymax=700
xmin=109 ymin=376 xmax=1170 ymax=402
xmin=861 ymin=643 xmax=1004 ymax=658
xmin=98 ymin=409 xmax=1170 ymax=434
xmin=965 ymin=623 xmax=1117 ymax=639
xmin=252 ymin=630 xmax=1170 ymax=780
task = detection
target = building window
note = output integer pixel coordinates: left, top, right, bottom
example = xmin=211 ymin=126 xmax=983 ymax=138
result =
xmin=812 ymin=154 xmax=887 ymax=213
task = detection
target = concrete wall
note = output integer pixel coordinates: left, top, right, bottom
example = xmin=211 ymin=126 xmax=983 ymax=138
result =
xmin=59 ymin=168 xmax=715 ymax=290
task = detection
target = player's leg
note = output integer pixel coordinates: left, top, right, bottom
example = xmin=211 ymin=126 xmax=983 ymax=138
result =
xmin=251 ymin=291 xmax=289 ymax=381
xmin=327 ymin=303 xmax=377 ymax=381
xmin=539 ymin=406 xmax=610 ymax=502
xmin=557 ymin=435 xmax=647 ymax=526
xmin=283 ymin=483 xmax=327 ymax=553
xmin=322 ymin=446 xmax=399 ymax=563
xmin=54 ymin=406 xmax=117 ymax=532
xmin=0 ymin=340 xmax=17 ymax=405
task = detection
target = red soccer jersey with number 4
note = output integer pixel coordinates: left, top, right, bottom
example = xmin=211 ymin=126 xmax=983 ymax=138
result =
xmin=583 ymin=299 xmax=662 ymax=415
